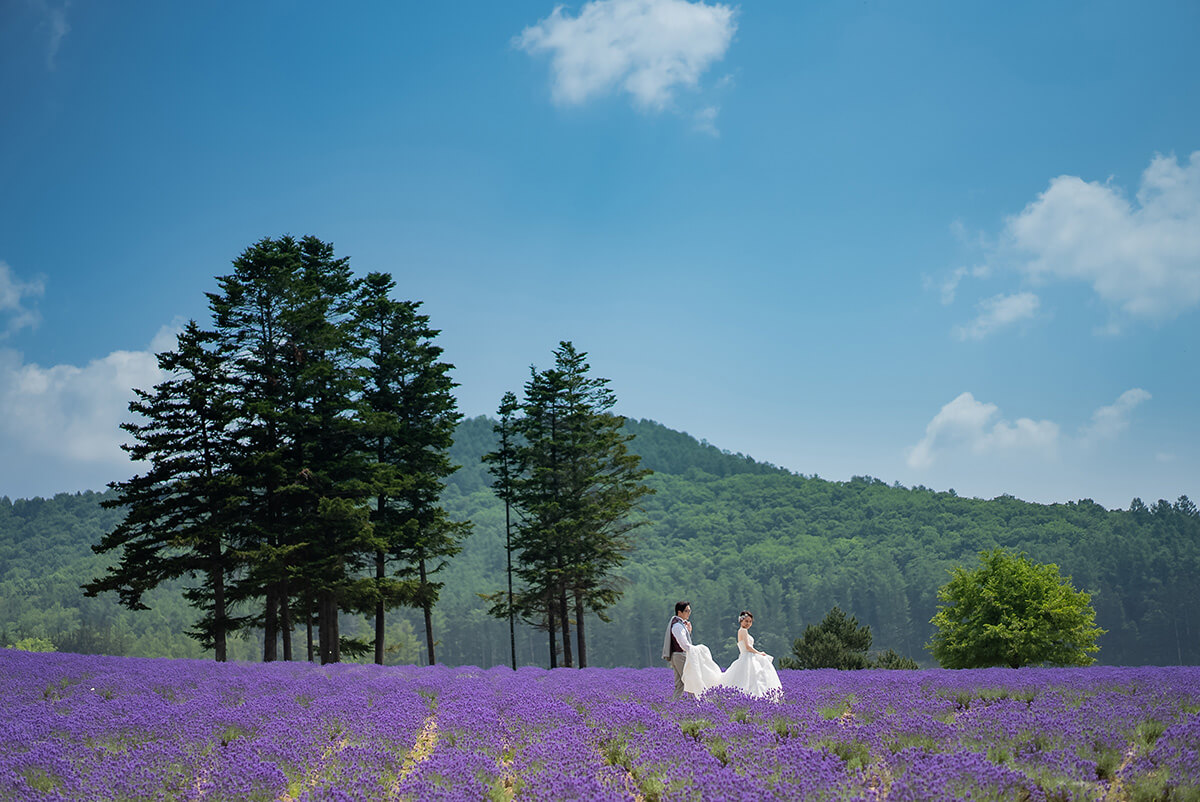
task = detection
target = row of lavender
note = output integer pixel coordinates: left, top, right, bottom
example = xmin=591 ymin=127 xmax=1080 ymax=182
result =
xmin=1 ymin=649 xmax=1197 ymax=800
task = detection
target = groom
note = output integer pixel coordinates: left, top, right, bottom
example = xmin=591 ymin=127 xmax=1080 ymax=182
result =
xmin=661 ymin=601 xmax=692 ymax=698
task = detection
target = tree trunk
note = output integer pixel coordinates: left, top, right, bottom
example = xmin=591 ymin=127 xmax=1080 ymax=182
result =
xmin=574 ymin=590 xmax=586 ymax=668
xmin=319 ymin=590 xmax=340 ymax=665
xmin=305 ymin=595 xmax=314 ymax=662
xmin=558 ymin=579 xmax=572 ymax=668
xmin=547 ymin=590 xmax=558 ymax=668
xmin=263 ymin=585 xmax=278 ymax=662
xmin=505 ymin=501 xmax=516 ymax=670
xmin=317 ymin=593 xmax=327 ymax=664
xmin=419 ymin=556 xmax=435 ymax=665
xmin=375 ymin=550 xmax=386 ymax=665
xmin=213 ymin=559 xmax=226 ymax=663
xmin=279 ymin=579 xmax=292 ymax=661
xmin=332 ymin=594 xmax=340 ymax=662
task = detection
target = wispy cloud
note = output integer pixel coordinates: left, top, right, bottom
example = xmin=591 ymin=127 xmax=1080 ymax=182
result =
xmin=953 ymin=291 xmax=1039 ymax=340
xmin=1004 ymin=151 xmax=1200 ymax=325
xmin=0 ymin=261 xmax=46 ymax=336
xmin=517 ymin=0 xmax=737 ymax=113
xmin=935 ymin=264 xmax=990 ymax=305
xmin=693 ymin=105 xmax=720 ymax=136
xmin=1080 ymin=388 xmax=1151 ymax=445
xmin=27 ymin=0 xmax=71 ymax=69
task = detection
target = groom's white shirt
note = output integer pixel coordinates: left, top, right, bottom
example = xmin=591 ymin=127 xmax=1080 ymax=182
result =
xmin=671 ymin=620 xmax=692 ymax=652
xmin=662 ymin=615 xmax=694 ymax=660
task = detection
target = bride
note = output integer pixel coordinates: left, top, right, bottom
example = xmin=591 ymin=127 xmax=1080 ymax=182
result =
xmin=681 ymin=610 xmax=782 ymax=699
xmin=720 ymin=611 xmax=782 ymax=698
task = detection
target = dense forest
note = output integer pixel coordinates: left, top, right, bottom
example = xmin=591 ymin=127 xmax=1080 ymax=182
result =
xmin=2 ymin=417 xmax=1197 ymax=668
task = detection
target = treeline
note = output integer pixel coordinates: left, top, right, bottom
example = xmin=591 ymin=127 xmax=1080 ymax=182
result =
xmin=3 ymin=418 xmax=1198 ymax=668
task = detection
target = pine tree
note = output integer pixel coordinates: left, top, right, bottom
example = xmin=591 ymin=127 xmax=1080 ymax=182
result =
xmin=208 ymin=236 xmax=300 ymax=661
xmin=482 ymin=391 xmax=520 ymax=670
xmin=488 ymin=341 xmax=653 ymax=668
xmin=85 ymin=321 xmax=243 ymax=661
xmin=208 ymin=235 xmax=372 ymax=663
xmin=355 ymin=271 xmax=468 ymax=666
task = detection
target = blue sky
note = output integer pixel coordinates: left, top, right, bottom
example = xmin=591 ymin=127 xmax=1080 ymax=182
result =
xmin=2 ymin=0 xmax=1198 ymax=507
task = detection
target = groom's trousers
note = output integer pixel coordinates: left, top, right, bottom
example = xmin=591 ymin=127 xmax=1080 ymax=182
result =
xmin=670 ymin=652 xmax=687 ymax=698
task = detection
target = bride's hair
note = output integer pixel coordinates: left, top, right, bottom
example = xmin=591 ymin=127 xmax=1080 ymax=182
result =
xmin=738 ymin=610 xmax=753 ymax=623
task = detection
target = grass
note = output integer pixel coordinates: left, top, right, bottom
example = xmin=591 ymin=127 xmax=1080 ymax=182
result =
xmin=20 ymin=767 xmax=61 ymax=793
xmin=679 ymin=717 xmax=713 ymax=739
xmin=812 ymin=737 xmax=872 ymax=772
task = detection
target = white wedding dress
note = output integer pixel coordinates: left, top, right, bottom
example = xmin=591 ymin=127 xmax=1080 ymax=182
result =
xmin=720 ymin=631 xmax=782 ymax=698
xmin=680 ymin=631 xmax=783 ymax=698
xmin=681 ymin=644 xmax=724 ymax=696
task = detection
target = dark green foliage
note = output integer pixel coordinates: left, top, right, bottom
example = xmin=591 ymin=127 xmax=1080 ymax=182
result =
xmin=483 ymin=342 xmax=653 ymax=667
xmin=84 ymin=322 xmax=243 ymax=661
xmin=355 ymin=271 xmax=468 ymax=666
xmin=873 ymin=648 xmax=920 ymax=670
xmin=780 ymin=606 xmax=873 ymax=669
xmin=929 ymin=548 xmax=1104 ymax=668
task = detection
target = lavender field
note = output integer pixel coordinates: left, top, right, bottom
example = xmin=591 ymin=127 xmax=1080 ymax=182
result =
xmin=2 ymin=650 xmax=1197 ymax=801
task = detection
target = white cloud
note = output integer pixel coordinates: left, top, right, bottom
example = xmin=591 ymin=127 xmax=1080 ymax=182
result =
xmin=953 ymin=291 xmax=1039 ymax=340
xmin=517 ymin=0 xmax=737 ymax=111
xmin=1006 ymin=151 xmax=1200 ymax=322
xmin=1080 ymin=388 xmax=1151 ymax=445
xmin=0 ymin=261 xmax=45 ymax=336
xmin=906 ymin=392 xmax=1059 ymax=469
xmin=936 ymin=264 xmax=991 ymax=305
xmin=0 ymin=325 xmax=176 ymax=467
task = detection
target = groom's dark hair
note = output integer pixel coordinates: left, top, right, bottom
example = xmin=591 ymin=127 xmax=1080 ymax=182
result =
xmin=675 ymin=601 xmax=690 ymax=615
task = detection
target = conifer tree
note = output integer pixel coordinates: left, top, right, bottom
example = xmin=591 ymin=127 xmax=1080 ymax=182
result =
xmin=355 ymin=271 xmax=468 ymax=666
xmin=482 ymin=391 xmax=520 ymax=670
xmin=85 ymin=321 xmax=243 ymax=661
xmin=487 ymin=341 xmax=652 ymax=668
xmin=208 ymin=235 xmax=372 ymax=663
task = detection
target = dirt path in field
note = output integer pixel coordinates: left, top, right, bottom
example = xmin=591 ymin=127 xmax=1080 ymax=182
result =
xmin=386 ymin=715 xmax=439 ymax=799
xmin=1098 ymin=739 xmax=1140 ymax=801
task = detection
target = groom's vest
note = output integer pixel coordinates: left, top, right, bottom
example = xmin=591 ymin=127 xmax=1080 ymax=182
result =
xmin=669 ymin=616 xmax=686 ymax=655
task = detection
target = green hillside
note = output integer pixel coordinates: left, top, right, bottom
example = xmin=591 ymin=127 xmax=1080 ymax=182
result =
xmin=3 ymin=416 xmax=1197 ymax=667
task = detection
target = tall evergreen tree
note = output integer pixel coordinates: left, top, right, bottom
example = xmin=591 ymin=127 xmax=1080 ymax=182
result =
xmin=482 ymin=391 xmax=520 ymax=670
xmin=355 ymin=271 xmax=468 ymax=666
xmin=208 ymin=235 xmax=372 ymax=663
xmin=207 ymin=236 xmax=300 ymax=661
xmin=553 ymin=342 xmax=652 ymax=667
xmin=488 ymin=341 xmax=653 ymax=668
xmin=85 ymin=321 xmax=243 ymax=661
xmin=283 ymin=237 xmax=374 ymax=664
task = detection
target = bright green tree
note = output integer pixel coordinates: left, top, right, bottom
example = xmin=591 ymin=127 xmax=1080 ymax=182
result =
xmin=12 ymin=637 xmax=57 ymax=652
xmin=928 ymin=548 xmax=1104 ymax=668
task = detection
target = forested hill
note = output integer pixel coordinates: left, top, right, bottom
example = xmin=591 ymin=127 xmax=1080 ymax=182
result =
xmin=2 ymin=417 xmax=1197 ymax=668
